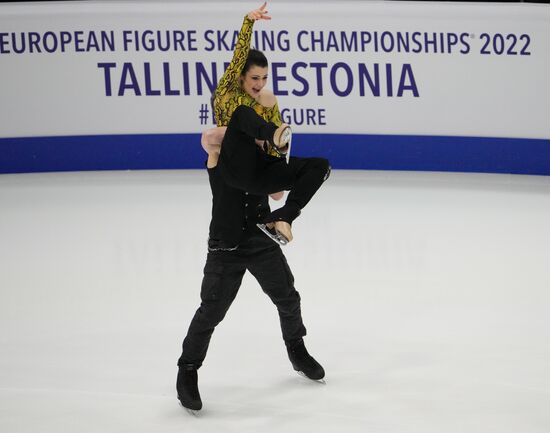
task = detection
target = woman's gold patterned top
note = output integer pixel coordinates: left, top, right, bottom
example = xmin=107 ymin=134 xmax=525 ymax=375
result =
xmin=212 ymin=16 xmax=282 ymax=128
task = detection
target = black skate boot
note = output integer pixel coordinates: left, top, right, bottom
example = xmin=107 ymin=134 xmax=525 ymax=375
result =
xmin=176 ymin=363 xmax=202 ymax=412
xmin=286 ymin=339 xmax=325 ymax=381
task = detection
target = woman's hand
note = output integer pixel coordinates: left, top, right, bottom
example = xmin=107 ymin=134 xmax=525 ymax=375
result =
xmin=248 ymin=2 xmax=271 ymax=21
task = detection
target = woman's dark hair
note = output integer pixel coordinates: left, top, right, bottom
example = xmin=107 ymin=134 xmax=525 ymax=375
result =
xmin=241 ymin=49 xmax=268 ymax=75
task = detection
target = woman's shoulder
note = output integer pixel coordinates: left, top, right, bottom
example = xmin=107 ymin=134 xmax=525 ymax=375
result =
xmin=257 ymin=88 xmax=277 ymax=108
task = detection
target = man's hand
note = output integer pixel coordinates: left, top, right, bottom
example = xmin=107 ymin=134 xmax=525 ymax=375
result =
xmin=269 ymin=191 xmax=284 ymax=201
xmin=201 ymin=127 xmax=227 ymax=155
xmin=201 ymin=126 xmax=227 ymax=168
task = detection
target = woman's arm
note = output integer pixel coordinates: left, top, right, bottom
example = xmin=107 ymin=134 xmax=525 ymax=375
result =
xmin=213 ymin=3 xmax=271 ymax=126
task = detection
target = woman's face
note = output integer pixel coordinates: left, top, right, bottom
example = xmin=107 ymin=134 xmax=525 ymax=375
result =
xmin=241 ymin=65 xmax=269 ymax=99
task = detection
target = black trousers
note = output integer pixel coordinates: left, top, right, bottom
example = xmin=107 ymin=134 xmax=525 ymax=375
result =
xmin=219 ymin=105 xmax=330 ymax=222
xmin=178 ymin=229 xmax=307 ymax=368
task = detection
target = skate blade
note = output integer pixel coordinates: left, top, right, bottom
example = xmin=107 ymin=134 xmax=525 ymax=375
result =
xmin=178 ymin=399 xmax=202 ymax=416
xmin=297 ymin=370 xmax=327 ymax=384
xmin=285 ymin=132 xmax=291 ymax=164
xmin=186 ymin=408 xmax=201 ymax=417
xmin=257 ymin=223 xmax=289 ymax=246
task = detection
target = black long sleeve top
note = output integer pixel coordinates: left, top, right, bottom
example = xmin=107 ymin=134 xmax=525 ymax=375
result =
xmin=207 ymin=164 xmax=271 ymax=248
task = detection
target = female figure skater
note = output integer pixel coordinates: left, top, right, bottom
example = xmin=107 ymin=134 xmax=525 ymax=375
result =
xmin=176 ymin=3 xmax=327 ymax=412
xmin=202 ymin=2 xmax=330 ymax=245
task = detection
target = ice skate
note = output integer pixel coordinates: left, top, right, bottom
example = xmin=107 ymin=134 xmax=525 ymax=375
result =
xmin=266 ymin=123 xmax=292 ymax=163
xmin=180 ymin=404 xmax=201 ymax=417
xmin=287 ymin=339 xmax=326 ymax=382
xmin=176 ymin=364 xmax=203 ymax=412
xmin=258 ymin=204 xmax=300 ymax=245
xmin=256 ymin=220 xmax=293 ymax=246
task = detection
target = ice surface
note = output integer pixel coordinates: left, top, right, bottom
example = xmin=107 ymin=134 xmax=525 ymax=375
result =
xmin=1 ymin=169 xmax=550 ymax=433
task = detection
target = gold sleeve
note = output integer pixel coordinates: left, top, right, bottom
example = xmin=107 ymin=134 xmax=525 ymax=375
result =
xmin=213 ymin=16 xmax=254 ymax=126
xmin=267 ymin=103 xmax=283 ymax=127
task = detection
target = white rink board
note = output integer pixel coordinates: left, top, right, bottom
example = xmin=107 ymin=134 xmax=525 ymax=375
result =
xmin=1 ymin=1 xmax=549 ymax=140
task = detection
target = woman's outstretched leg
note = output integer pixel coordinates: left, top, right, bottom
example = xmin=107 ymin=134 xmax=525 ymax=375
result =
xmin=219 ymin=105 xmax=331 ymax=244
xmin=253 ymin=156 xmax=330 ymax=244
xmin=218 ymin=105 xmax=291 ymax=190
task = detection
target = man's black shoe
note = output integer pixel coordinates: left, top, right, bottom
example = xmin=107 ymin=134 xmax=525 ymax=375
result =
xmin=176 ymin=363 xmax=202 ymax=411
xmin=287 ymin=339 xmax=325 ymax=381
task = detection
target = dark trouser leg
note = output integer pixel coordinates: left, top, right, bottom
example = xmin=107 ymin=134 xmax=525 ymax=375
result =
xmin=251 ymin=156 xmax=331 ymax=223
xmin=225 ymin=105 xmax=278 ymax=143
xmin=285 ymin=157 xmax=330 ymax=209
xmin=220 ymin=105 xmax=330 ymax=224
xmin=178 ymin=253 xmax=245 ymax=368
xmin=247 ymin=245 xmax=307 ymax=343
xmin=218 ymin=105 xmax=278 ymax=189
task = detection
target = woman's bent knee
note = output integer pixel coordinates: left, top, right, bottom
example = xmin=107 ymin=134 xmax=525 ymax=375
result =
xmin=310 ymin=157 xmax=331 ymax=181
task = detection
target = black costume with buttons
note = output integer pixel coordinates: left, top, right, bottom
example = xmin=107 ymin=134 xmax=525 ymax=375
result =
xmin=178 ymin=166 xmax=308 ymax=369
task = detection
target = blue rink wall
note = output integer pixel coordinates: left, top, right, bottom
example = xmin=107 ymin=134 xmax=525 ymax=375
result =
xmin=1 ymin=133 xmax=550 ymax=175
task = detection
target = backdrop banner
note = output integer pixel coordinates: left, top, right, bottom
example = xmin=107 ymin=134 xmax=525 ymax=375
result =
xmin=1 ymin=1 xmax=549 ymax=174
